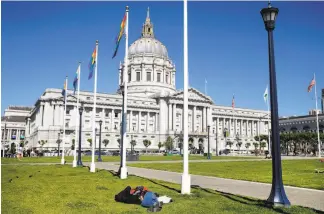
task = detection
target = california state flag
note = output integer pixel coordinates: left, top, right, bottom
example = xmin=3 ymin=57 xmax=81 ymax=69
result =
xmin=307 ymin=78 xmax=315 ymax=92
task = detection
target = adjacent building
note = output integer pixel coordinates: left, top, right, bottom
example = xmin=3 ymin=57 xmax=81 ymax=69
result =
xmin=279 ymin=113 xmax=324 ymax=133
xmin=23 ymin=9 xmax=271 ymax=154
xmin=1 ymin=106 xmax=33 ymax=150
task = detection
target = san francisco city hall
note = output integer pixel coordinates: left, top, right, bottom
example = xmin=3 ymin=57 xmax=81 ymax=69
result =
xmin=24 ymin=11 xmax=271 ymax=154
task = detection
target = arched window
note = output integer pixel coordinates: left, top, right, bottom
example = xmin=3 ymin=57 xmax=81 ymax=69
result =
xmin=303 ymin=126 xmax=310 ymax=132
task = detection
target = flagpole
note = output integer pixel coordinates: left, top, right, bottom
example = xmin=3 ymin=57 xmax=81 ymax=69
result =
xmin=314 ymin=73 xmax=321 ymax=158
xmin=90 ymin=41 xmax=99 ymax=173
xmin=61 ymin=76 xmax=68 ymax=165
xmin=232 ymin=94 xmax=234 ymax=138
xmin=205 ymin=79 xmax=207 ymax=95
xmin=181 ymin=0 xmax=191 ymax=194
xmin=72 ymin=63 xmax=81 ymax=168
xmin=120 ymin=6 xmax=129 ymax=179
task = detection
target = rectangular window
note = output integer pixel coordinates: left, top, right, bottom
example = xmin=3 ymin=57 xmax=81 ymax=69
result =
xmin=157 ymin=73 xmax=161 ymax=82
xmin=136 ymin=72 xmax=140 ymax=81
xmin=147 ymin=72 xmax=151 ymax=81
xmin=166 ymin=74 xmax=169 ymax=84
xmin=128 ymin=73 xmax=131 ymax=82
xmin=115 ymin=112 xmax=118 ymax=118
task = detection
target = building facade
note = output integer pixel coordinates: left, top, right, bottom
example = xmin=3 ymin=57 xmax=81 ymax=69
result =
xmin=23 ymin=9 xmax=271 ymax=154
xmin=279 ymin=114 xmax=324 ymax=133
xmin=1 ymin=106 xmax=33 ymax=151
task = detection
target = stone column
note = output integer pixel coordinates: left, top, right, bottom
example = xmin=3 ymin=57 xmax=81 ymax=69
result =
xmin=138 ymin=111 xmax=141 ymax=132
xmin=146 ymin=112 xmax=149 ymax=132
xmin=202 ymin=107 xmax=206 ymax=132
xmin=39 ymin=103 xmax=44 ymax=127
xmin=155 ymin=113 xmax=159 ymax=131
xmin=101 ymin=108 xmax=105 ymax=131
xmin=234 ymin=119 xmax=237 ymax=136
xmin=27 ymin=118 xmax=31 ymax=135
xmin=129 ymin=111 xmax=132 ymax=131
xmin=192 ymin=106 xmax=195 ymax=132
xmin=206 ymin=107 xmax=210 ymax=126
xmin=111 ymin=109 xmax=115 ymax=131
xmin=216 ymin=117 xmax=219 ymax=136
xmin=159 ymin=99 xmax=168 ymax=134
xmin=53 ymin=104 xmax=56 ymax=126
xmin=173 ymin=104 xmax=176 ymax=130
xmin=240 ymin=120 xmax=243 ymax=136
xmin=168 ymin=104 xmax=172 ymax=131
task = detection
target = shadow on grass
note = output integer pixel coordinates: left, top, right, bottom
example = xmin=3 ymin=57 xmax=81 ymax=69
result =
xmin=191 ymin=185 xmax=324 ymax=214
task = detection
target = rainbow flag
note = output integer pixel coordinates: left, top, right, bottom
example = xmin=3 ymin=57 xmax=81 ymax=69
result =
xmin=112 ymin=13 xmax=126 ymax=59
xmin=62 ymin=80 xmax=67 ymax=98
xmin=73 ymin=65 xmax=80 ymax=94
xmin=88 ymin=47 xmax=97 ymax=80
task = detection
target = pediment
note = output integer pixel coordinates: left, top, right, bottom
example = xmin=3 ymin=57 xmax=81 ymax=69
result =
xmin=171 ymin=88 xmax=213 ymax=103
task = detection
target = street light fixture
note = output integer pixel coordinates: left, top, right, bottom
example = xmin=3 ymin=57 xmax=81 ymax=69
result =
xmin=260 ymin=2 xmax=290 ymax=207
xmin=77 ymin=104 xmax=84 ymax=166
xmin=207 ymin=125 xmax=210 ymax=159
xmin=98 ymin=120 xmax=103 ymax=162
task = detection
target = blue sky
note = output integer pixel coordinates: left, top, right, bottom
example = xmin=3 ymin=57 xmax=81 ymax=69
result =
xmin=2 ymin=1 xmax=324 ymax=117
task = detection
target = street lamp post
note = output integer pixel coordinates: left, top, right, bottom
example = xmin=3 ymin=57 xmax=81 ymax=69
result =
xmin=215 ymin=129 xmax=219 ymax=156
xmin=207 ymin=125 xmax=210 ymax=159
xmin=57 ymin=132 xmax=60 ymax=157
xmin=224 ymin=128 xmax=228 ymax=152
xmin=98 ymin=120 xmax=103 ymax=162
xmin=95 ymin=128 xmax=97 ymax=152
xmin=77 ymin=104 xmax=83 ymax=166
xmin=260 ymin=2 xmax=290 ymax=207
xmin=57 ymin=129 xmax=63 ymax=157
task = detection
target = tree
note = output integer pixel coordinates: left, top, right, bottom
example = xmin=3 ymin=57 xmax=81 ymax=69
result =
xmin=71 ymin=139 xmax=75 ymax=150
xmin=236 ymin=142 xmax=242 ymax=154
xmin=158 ymin=142 xmax=163 ymax=152
xmin=39 ymin=140 xmax=47 ymax=151
xmin=117 ymin=139 xmax=121 ymax=148
xmin=164 ymin=136 xmax=174 ymax=152
xmin=20 ymin=140 xmax=24 ymax=147
xmin=260 ymin=141 xmax=267 ymax=153
xmin=10 ymin=143 xmax=16 ymax=154
xmin=253 ymin=142 xmax=259 ymax=156
xmin=143 ymin=140 xmax=151 ymax=153
xmin=56 ymin=139 xmax=62 ymax=156
xmin=245 ymin=142 xmax=251 ymax=154
xmin=226 ymin=141 xmax=233 ymax=153
xmin=87 ymin=138 xmax=92 ymax=148
xmin=103 ymin=139 xmax=109 ymax=147
xmin=130 ymin=140 xmax=136 ymax=151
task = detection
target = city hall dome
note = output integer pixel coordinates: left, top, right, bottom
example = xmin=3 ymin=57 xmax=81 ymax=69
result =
xmin=129 ymin=37 xmax=168 ymax=57
xmin=119 ymin=7 xmax=176 ymax=97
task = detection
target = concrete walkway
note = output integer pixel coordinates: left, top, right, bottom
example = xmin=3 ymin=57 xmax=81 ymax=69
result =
xmin=89 ymin=162 xmax=324 ymax=212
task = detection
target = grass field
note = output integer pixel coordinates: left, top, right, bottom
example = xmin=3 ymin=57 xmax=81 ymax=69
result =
xmin=130 ymin=160 xmax=324 ymax=190
xmin=1 ymin=155 xmax=259 ymax=164
xmin=1 ymin=165 xmax=321 ymax=214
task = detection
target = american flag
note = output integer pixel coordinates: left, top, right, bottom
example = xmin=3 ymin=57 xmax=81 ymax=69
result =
xmin=232 ymin=94 xmax=235 ymax=108
xmin=307 ymin=78 xmax=315 ymax=92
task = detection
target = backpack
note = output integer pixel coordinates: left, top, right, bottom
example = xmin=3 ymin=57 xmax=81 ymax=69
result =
xmin=141 ymin=191 xmax=158 ymax=207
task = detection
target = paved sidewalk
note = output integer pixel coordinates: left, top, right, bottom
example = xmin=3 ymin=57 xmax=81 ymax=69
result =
xmin=89 ymin=162 xmax=324 ymax=212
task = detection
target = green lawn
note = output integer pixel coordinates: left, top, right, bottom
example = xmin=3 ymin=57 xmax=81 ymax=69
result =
xmin=130 ymin=160 xmax=324 ymax=190
xmin=1 ymin=165 xmax=320 ymax=214
xmin=1 ymin=155 xmax=259 ymax=164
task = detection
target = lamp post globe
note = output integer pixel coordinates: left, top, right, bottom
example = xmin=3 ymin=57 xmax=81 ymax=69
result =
xmin=98 ymin=120 xmax=103 ymax=162
xmin=77 ymin=104 xmax=84 ymax=166
xmin=260 ymin=2 xmax=290 ymax=207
